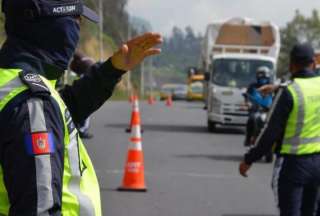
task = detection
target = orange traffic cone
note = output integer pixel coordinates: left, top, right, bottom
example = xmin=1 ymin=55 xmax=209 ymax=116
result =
xmin=166 ymin=94 xmax=173 ymax=107
xmin=118 ymin=100 xmax=147 ymax=192
xmin=129 ymin=93 xmax=135 ymax=104
xmin=126 ymin=96 xmax=143 ymax=133
xmin=148 ymin=94 xmax=155 ymax=105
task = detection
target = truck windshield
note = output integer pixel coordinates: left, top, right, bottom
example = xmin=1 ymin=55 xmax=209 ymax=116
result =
xmin=211 ymin=59 xmax=274 ymax=88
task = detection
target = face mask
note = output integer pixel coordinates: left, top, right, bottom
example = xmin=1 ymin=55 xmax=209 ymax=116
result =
xmin=5 ymin=16 xmax=80 ymax=71
xmin=257 ymin=78 xmax=269 ymax=85
xmin=43 ymin=17 xmax=80 ymax=70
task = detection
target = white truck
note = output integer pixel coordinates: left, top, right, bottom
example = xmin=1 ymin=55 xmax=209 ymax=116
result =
xmin=201 ymin=17 xmax=280 ymax=131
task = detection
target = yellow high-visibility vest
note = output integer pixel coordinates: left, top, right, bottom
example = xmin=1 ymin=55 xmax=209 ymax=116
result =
xmin=0 ymin=69 xmax=101 ymax=216
xmin=282 ymin=77 xmax=320 ymax=155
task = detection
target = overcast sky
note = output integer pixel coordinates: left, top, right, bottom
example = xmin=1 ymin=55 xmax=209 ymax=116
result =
xmin=127 ymin=0 xmax=320 ymax=36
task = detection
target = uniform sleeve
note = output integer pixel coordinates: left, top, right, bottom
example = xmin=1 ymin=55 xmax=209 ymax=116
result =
xmin=0 ymin=95 xmax=64 ymax=215
xmin=244 ymin=87 xmax=293 ymax=164
xmin=59 ymin=59 xmax=125 ymax=125
xmin=247 ymin=84 xmax=255 ymax=95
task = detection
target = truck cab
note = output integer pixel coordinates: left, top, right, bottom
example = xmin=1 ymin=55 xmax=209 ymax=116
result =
xmin=207 ymin=54 xmax=276 ymax=130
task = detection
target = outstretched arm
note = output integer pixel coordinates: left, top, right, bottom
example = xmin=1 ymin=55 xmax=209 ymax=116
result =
xmin=60 ymin=33 xmax=163 ymax=124
xmin=239 ymin=87 xmax=293 ymax=177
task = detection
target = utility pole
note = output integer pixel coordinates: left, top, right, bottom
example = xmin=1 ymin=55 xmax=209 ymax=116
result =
xmin=127 ymin=15 xmax=132 ymax=95
xmin=149 ymin=58 xmax=154 ymax=97
xmin=140 ymin=61 xmax=145 ymax=98
xmin=98 ymin=0 xmax=104 ymax=61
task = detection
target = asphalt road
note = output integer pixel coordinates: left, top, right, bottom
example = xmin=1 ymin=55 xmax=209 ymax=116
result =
xmin=85 ymin=101 xmax=278 ymax=216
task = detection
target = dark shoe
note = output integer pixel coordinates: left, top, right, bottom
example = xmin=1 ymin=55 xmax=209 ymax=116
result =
xmin=79 ymin=131 xmax=94 ymax=139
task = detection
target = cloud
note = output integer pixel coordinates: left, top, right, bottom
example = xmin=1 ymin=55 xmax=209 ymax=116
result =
xmin=128 ymin=0 xmax=320 ymax=36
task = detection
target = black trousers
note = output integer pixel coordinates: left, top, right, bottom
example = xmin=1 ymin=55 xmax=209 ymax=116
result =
xmin=244 ymin=113 xmax=255 ymax=146
xmin=272 ymin=155 xmax=320 ymax=216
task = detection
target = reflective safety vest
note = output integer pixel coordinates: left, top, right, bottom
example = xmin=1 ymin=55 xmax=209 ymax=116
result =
xmin=282 ymin=77 xmax=320 ymax=155
xmin=0 ymin=69 xmax=101 ymax=216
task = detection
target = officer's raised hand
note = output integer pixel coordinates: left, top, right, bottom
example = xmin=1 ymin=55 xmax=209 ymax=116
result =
xmin=239 ymin=161 xmax=251 ymax=177
xmin=111 ymin=32 xmax=163 ymax=71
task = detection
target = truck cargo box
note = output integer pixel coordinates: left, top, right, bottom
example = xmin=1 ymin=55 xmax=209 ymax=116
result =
xmin=202 ymin=17 xmax=280 ymax=72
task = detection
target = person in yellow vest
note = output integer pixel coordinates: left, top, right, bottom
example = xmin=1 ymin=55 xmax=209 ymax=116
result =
xmin=239 ymin=43 xmax=320 ymax=215
xmin=0 ymin=0 xmax=162 ymax=215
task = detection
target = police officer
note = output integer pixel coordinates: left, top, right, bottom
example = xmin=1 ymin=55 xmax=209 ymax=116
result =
xmin=239 ymin=43 xmax=320 ymax=216
xmin=0 ymin=0 xmax=162 ymax=215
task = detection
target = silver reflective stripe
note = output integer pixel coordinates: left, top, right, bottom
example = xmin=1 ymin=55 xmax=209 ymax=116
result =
xmin=28 ymin=99 xmax=47 ymax=132
xmin=68 ymin=133 xmax=80 ymax=177
xmin=27 ymin=99 xmax=53 ymax=215
xmin=35 ymin=155 xmax=53 ymax=216
xmin=0 ymin=77 xmax=23 ymax=100
xmin=284 ymin=136 xmax=320 ymax=145
xmin=271 ymin=157 xmax=284 ymax=212
xmin=284 ymin=83 xmax=305 ymax=154
xmin=67 ymin=116 xmax=95 ymax=216
xmin=68 ymin=177 xmax=95 ymax=216
xmin=299 ymin=137 xmax=320 ymax=144
xmin=291 ymin=82 xmax=305 ymax=153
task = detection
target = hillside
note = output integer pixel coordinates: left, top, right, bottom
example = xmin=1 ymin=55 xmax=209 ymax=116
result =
xmin=153 ymin=26 xmax=203 ymax=86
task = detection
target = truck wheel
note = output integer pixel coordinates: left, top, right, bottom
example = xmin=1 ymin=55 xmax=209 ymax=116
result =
xmin=207 ymin=120 xmax=217 ymax=132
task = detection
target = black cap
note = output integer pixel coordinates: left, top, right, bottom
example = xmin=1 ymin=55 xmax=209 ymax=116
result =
xmin=290 ymin=43 xmax=315 ymax=64
xmin=2 ymin=0 xmax=99 ymax=23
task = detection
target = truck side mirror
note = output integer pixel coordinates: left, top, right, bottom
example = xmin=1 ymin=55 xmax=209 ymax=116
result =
xmin=204 ymin=73 xmax=210 ymax=81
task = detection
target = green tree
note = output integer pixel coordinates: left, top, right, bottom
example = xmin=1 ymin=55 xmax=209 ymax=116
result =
xmin=84 ymin=0 xmax=129 ymax=45
xmin=153 ymin=26 xmax=203 ymax=85
xmin=278 ymin=9 xmax=320 ymax=77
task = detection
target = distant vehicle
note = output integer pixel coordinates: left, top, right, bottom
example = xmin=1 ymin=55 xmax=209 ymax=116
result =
xmin=187 ymin=67 xmax=205 ymax=84
xmin=160 ymin=84 xmax=174 ymax=100
xmin=187 ymin=81 xmax=204 ymax=101
xmin=160 ymin=84 xmax=188 ymax=100
xmin=316 ymin=52 xmax=320 ymax=75
xmin=187 ymin=68 xmax=205 ymax=101
xmin=172 ymin=84 xmax=188 ymax=100
xmin=201 ymin=17 xmax=280 ymax=132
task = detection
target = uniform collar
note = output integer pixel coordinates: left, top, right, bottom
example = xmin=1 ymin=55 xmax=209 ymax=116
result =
xmin=0 ymin=38 xmax=65 ymax=80
xmin=292 ymin=69 xmax=317 ymax=79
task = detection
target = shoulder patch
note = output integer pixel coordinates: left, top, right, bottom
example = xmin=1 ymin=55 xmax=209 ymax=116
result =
xmin=24 ymin=73 xmax=42 ymax=83
xmin=19 ymin=71 xmax=51 ymax=95
xmin=25 ymin=132 xmax=55 ymax=155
